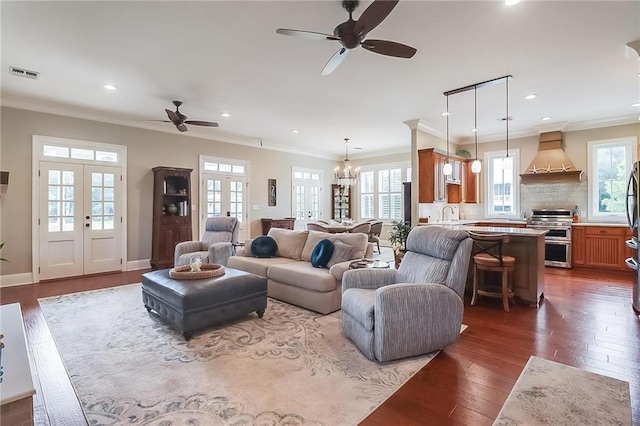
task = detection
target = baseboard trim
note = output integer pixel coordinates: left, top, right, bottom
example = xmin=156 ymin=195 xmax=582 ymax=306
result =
xmin=0 ymin=273 xmax=35 ymax=288
xmin=127 ymin=259 xmax=150 ymax=271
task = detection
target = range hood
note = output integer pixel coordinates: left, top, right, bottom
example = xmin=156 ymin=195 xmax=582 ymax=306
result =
xmin=520 ymin=131 xmax=583 ymax=184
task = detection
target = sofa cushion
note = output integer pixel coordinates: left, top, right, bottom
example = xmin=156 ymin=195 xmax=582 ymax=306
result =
xmin=267 ymin=262 xmax=338 ymax=293
xmin=228 ymin=256 xmax=297 ymax=278
xmin=251 ymin=236 xmax=278 ymax=258
xmin=301 ymin=231 xmax=368 ymax=261
xmin=326 ymin=240 xmax=353 ymax=268
xmin=311 ymin=239 xmax=334 ymax=268
xmin=267 ymin=228 xmax=309 ymax=260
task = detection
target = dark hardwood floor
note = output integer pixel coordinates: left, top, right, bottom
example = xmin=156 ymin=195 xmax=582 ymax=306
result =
xmin=1 ymin=267 xmax=638 ymax=425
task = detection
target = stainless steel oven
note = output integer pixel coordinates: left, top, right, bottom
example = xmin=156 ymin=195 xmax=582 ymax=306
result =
xmin=527 ymin=209 xmax=573 ymax=268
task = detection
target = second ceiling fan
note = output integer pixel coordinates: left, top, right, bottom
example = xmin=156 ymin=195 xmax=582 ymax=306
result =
xmin=276 ymin=0 xmax=417 ymax=76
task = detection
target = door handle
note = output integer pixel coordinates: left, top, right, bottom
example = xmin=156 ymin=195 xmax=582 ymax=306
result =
xmin=226 ymin=211 xmax=230 ymax=217
xmin=85 ymin=223 xmax=90 ymax=228
xmin=86 ymin=215 xmax=90 ymax=220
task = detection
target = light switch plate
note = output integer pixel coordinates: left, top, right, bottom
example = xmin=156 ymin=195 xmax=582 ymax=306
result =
xmin=252 ymin=204 xmax=260 ymax=210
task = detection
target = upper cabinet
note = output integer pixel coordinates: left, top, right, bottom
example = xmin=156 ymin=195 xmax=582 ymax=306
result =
xmin=418 ymin=148 xmax=478 ymax=204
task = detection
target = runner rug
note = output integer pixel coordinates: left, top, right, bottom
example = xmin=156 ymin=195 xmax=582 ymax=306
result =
xmin=39 ymin=284 xmax=446 ymax=425
xmin=493 ymin=355 xmax=631 ymax=425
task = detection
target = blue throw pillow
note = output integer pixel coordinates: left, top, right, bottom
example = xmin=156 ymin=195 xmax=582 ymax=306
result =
xmin=311 ymin=239 xmax=335 ymax=268
xmin=251 ymin=236 xmax=278 ymax=258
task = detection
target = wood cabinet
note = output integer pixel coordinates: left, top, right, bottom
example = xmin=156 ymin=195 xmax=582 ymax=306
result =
xmin=418 ymin=149 xmax=478 ymax=204
xmin=151 ymin=166 xmax=193 ymax=269
xmin=572 ymin=225 xmax=634 ymax=272
xmin=462 ymin=160 xmax=479 ymax=203
xmin=331 ymin=184 xmax=352 ymax=221
xmin=261 ymin=218 xmax=295 ymax=235
xmin=418 ymin=148 xmax=446 ymax=203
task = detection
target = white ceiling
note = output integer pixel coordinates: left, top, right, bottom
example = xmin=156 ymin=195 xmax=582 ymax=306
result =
xmin=2 ymin=1 xmax=639 ymax=160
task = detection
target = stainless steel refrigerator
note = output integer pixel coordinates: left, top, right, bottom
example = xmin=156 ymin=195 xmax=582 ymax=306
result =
xmin=625 ymin=161 xmax=640 ymax=313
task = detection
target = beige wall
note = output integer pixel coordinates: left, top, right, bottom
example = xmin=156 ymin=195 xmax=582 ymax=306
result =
xmin=0 ymin=107 xmax=339 ymax=275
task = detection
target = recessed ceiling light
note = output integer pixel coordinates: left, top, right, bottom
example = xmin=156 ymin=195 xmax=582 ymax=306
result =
xmin=292 ymin=129 xmax=299 ymax=134
xmin=221 ymin=112 xmax=231 ymax=118
xmin=542 ymin=116 xmax=552 ymax=121
xmin=632 ymin=103 xmax=640 ymax=107
xmin=102 ymin=83 xmax=118 ymax=91
xmin=441 ymin=111 xmax=450 ymax=116
xmin=524 ymin=94 xmax=537 ymax=100
xmin=505 ymin=0 xmax=521 ymax=5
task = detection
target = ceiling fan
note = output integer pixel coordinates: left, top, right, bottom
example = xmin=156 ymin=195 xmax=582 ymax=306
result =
xmin=163 ymin=101 xmax=219 ymax=132
xmin=276 ymin=0 xmax=417 ymax=76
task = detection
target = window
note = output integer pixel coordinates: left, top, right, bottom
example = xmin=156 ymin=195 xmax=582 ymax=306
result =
xmin=43 ymin=144 xmax=118 ymax=163
xmin=359 ymin=163 xmax=410 ymax=221
xmin=485 ymin=149 xmax=519 ymax=218
xmin=588 ymin=137 xmax=636 ymax=221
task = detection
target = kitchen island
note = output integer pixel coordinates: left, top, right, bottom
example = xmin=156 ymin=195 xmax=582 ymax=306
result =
xmin=421 ymin=224 xmax=547 ymax=308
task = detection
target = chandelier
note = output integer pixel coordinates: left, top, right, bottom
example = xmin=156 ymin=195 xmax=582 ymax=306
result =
xmin=334 ymin=138 xmax=360 ymax=186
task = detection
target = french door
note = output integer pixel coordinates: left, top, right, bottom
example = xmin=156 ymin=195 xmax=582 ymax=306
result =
xmin=292 ymin=168 xmax=323 ymax=230
xmin=39 ymin=161 xmax=123 ymax=280
xmin=201 ymin=175 xmax=247 ymax=240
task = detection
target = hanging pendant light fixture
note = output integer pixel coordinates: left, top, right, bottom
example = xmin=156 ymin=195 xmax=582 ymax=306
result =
xmin=471 ymin=85 xmax=482 ymax=174
xmin=443 ymin=95 xmax=453 ymax=176
xmin=334 ymin=138 xmax=360 ymax=187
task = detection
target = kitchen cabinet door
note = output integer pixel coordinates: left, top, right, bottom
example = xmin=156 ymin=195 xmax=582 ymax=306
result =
xmin=584 ymin=227 xmax=627 ymax=271
xmin=572 ymin=226 xmax=586 ymax=266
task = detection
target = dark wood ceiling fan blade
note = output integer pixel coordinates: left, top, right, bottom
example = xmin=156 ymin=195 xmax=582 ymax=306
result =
xmin=185 ymin=120 xmax=219 ymax=127
xmin=354 ymin=0 xmax=399 ymax=38
xmin=166 ymin=109 xmax=180 ymax=122
xmin=176 ymin=124 xmax=188 ymax=132
xmin=361 ymin=39 xmax=417 ymax=58
xmin=321 ymin=48 xmax=348 ymax=76
xmin=276 ymin=28 xmax=340 ymax=41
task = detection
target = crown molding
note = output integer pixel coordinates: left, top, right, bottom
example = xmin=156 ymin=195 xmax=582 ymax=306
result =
xmin=0 ymin=95 xmax=336 ymax=160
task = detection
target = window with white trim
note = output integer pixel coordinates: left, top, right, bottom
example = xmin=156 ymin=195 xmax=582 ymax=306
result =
xmin=485 ymin=149 xmax=519 ymax=218
xmin=359 ymin=163 xmax=410 ymax=221
xmin=587 ymin=137 xmax=636 ymax=221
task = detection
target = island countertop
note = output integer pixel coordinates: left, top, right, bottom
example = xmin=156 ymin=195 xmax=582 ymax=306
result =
xmin=420 ymin=224 xmax=548 ymax=237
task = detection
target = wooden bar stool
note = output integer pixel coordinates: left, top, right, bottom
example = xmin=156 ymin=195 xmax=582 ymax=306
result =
xmin=468 ymin=232 xmax=516 ymax=312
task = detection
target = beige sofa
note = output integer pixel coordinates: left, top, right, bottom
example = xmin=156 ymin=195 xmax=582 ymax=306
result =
xmin=228 ymin=228 xmax=373 ymax=314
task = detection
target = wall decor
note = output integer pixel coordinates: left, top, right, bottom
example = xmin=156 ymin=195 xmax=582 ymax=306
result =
xmin=268 ymin=179 xmax=277 ymax=206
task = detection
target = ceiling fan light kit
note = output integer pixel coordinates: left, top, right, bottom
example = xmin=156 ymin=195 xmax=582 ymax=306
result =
xmin=276 ymin=0 xmax=417 ymax=76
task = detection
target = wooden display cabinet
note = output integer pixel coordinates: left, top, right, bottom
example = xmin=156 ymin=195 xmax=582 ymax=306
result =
xmin=151 ymin=166 xmax=193 ymax=269
xmin=331 ymin=184 xmax=352 ymax=221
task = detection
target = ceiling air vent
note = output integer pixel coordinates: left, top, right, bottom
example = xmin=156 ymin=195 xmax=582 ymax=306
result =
xmin=9 ymin=66 xmax=40 ymax=80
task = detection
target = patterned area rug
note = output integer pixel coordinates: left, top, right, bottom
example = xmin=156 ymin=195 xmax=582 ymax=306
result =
xmin=39 ymin=284 xmax=441 ymax=425
xmin=493 ymin=356 xmax=631 ymax=425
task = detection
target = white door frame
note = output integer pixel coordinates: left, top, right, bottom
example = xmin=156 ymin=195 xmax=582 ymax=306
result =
xmin=32 ymin=135 xmax=127 ymax=283
xmin=198 ymin=155 xmax=251 ymax=240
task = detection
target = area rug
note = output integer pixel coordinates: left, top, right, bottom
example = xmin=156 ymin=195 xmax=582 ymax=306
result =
xmin=39 ymin=284 xmax=446 ymax=425
xmin=493 ymin=356 xmax=631 ymax=425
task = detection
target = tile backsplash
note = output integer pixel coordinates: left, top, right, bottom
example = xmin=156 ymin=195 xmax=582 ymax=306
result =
xmin=419 ymin=181 xmax=588 ymax=221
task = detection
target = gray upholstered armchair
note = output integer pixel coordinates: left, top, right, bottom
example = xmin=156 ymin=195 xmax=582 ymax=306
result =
xmin=341 ymin=226 xmax=472 ymax=362
xmin=174 ymin=217 xmax=239 ymax=267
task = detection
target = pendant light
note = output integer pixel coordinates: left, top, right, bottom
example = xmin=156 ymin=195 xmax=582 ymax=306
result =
xmin=471 ymin=85 xmax=482 ymax=173
xmin=504 ymin=76 xmax=510 ymax=170
xmin=443 ymin=94 xmax=453 ymax=176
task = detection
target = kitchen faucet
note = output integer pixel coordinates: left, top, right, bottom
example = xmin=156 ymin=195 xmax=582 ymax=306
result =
xmin=441 ymin=205 xmax=455 ymax=222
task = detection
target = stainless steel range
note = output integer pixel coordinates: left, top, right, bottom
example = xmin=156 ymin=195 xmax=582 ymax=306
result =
xmin=526 ymin=209 xmax=573 ymax=268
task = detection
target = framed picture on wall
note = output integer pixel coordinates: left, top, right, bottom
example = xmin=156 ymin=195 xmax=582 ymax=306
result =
xmin=268 ymin=179 xmax=277 ymax=206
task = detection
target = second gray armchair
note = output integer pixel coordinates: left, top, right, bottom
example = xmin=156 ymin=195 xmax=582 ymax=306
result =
xmin=174 ymin=216 xmax=239 ymax=267
xmin=341 ymin=226 xmax=472 ymax=362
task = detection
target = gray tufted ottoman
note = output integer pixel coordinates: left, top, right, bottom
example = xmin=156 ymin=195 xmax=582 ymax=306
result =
xmin=142 ymin=267 xmax=267 ymax=340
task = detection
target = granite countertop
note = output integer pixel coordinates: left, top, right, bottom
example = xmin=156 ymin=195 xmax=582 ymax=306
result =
xmin=424 ymin=224 xmax=548 ymax=237
xmin=419 ymin=219 xmax=627 ymax=228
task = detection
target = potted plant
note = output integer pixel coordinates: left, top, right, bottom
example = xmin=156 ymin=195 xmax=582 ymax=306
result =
xmin=388 ymin=220 xmax=412 ymax=268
